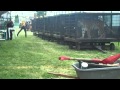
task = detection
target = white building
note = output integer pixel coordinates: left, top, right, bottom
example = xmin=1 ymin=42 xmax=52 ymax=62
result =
xmin=2 ymin=11 xmax=36 ymax=23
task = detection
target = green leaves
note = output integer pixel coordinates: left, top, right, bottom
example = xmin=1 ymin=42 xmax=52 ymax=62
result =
xmin=36 ymin=11 xmax=46 ymax=18
xmin=15 ymin=15 xmax=19 ymax=23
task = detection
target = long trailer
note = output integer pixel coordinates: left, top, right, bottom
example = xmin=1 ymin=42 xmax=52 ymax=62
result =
xmin=31 ymin=12 xmax=120 ymax=51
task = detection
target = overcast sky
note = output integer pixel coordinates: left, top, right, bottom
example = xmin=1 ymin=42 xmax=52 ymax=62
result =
xmin=11 ymin=11 xmax=36 ymax=17
xmin=2 ymin=11 xmax=120 ymax=18
xmin=4 ymin=11 xmax=120 ymax=17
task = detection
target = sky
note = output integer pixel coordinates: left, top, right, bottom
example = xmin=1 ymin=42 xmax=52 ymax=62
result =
xmin=9 ymin=11 xmax=120 ymax=17
xmin=45 ymin=11 xmax=120 ymax=16
xmin=2 ymin=11 xmax=120 ymax=17
xmin=1 ymin=11 xmax=120 ymax=22
xmin=11 ymin=11 xmax=36 ymax=17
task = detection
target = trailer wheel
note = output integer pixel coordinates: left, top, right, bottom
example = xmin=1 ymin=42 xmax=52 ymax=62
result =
xmin=76 ymin=44 xmax=81 ymax=50
xmin=110 ymin=43 xmax=115 ymax=50
xmin=69 ymin=45 xmax=73 ymax=49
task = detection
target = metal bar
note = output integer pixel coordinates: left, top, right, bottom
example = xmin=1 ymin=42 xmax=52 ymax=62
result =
xmin=48 ymin=72 xmax=79 ymax=79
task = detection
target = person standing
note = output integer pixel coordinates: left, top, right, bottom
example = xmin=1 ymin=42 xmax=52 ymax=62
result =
xmin=17 ymin=21 xmax=27 ymax=37
xmin=25 ymin=21 xmax=29 ymax=31
xmin=6 ymin=18 xmax=14 ymax=40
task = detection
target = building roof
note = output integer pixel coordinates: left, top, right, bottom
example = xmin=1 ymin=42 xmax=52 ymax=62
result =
xmin=0 ymin=11 xmax=8 ymax=16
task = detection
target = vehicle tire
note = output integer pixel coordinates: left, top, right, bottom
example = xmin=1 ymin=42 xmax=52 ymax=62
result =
xmin=69 ymin=45 xmax=73 ymax=49
xmin=76 ymin=44 xmax=81 ymax=50
xmin=110 ymin=43 xmax=115 ymax=50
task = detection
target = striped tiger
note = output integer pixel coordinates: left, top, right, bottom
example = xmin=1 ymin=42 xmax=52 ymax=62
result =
xmin=77 ymin=18 xmax=110 ymax=39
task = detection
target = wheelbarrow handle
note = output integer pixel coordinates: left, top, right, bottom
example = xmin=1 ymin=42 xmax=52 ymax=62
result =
xmin=59 ymin=56 xmax=102 ymax=63
xmin=48 ymin=72 xmax=79 ymax=79
xmin=59 ymin=54 xmax=120 ymax=64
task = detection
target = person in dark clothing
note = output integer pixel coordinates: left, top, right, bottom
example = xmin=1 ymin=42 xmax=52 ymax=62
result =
xmin=17 ymin=21 xmax=27 ymax=37
xmin=6 ymin=19 xmax=14 ymax=40
xmin=25 ymin=21 xmax=29 ymax=31
xmin=19 ymin=23 xmax=22 ymax=28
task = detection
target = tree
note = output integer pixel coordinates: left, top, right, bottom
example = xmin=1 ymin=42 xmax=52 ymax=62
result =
xmin=36 ymin=11 xmax=46 ymax=18
xmin=14 ymin=15 xmax=19 ymax=23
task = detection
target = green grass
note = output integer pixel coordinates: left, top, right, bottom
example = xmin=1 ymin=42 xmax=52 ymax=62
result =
xmin=0 ymin=28 xmax=120 ymax=79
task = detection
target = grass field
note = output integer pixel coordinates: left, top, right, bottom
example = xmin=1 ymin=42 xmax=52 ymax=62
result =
xmin=0 ymin=28 xmax=120 ymax=79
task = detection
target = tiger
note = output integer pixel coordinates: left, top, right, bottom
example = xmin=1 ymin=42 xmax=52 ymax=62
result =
xmin=77 ymin=18 xmax=112 ymax=39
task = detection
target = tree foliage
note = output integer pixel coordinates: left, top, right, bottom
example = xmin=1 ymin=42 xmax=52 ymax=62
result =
xmin=14 ymin=15 xmax=19 ymax=23
xmin=36 ymin=11 xmax=46 ymax=18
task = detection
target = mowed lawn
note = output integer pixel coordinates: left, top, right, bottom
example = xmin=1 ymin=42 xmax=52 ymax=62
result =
xmin=0 ymin=28 xmax=120 ymax=79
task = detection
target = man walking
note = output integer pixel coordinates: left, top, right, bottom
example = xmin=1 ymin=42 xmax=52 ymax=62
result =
xmin=17 ymin=21 xmax=27 ymax=37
